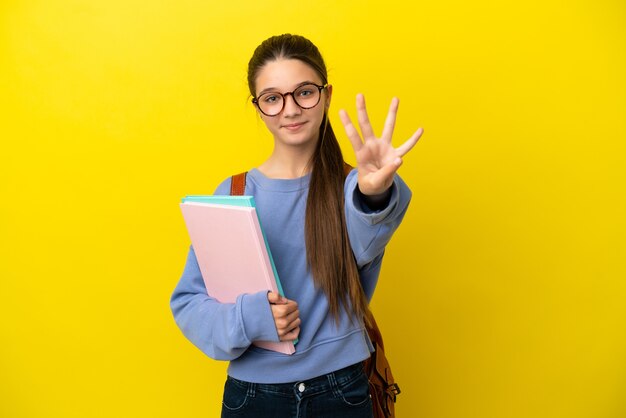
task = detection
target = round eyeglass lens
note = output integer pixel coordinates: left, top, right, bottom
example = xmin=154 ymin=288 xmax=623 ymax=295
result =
xmin=292 ymin=84 xmax=322 ymax=108
xmin=257 ymin=84 xmax=322 ymax=116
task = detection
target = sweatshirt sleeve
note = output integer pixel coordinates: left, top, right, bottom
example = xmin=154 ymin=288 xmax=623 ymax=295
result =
xmin=170 ymin=246 xmax=280 ymax=361
xmin=344 ymin=169 xmax=412 ymax=268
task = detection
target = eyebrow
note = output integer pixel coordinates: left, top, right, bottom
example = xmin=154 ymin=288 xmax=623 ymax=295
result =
xmin=257 ymin=81 xmax=319 ymax=97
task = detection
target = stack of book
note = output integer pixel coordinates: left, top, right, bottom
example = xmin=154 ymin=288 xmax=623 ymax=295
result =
xmin=180 ymin=195 xmax=295 ymax=355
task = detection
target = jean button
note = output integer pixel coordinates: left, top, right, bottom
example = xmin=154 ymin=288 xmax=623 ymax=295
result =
xmin=298 ymin=383 xmax=306 ymax=393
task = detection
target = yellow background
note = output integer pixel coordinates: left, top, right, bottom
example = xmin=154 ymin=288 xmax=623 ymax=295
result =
xmin=1 ymin=1 xmax=625 ymax=417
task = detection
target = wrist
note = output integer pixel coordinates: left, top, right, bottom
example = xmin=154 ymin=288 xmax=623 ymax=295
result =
xmin=357 ymin=185 xmax=392 ymax=210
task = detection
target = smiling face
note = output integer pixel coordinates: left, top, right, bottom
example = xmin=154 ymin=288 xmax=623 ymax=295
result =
xmin=253 ymin=58 xmax=332 ymax=150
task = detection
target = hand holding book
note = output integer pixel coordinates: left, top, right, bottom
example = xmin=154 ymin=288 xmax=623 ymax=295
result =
xmin=267 ymin=291 xmax=301 ymax=342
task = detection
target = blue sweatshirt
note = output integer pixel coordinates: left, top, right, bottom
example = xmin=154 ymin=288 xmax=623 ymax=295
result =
xmin=170 ymin=168 xmax=411 ymax=384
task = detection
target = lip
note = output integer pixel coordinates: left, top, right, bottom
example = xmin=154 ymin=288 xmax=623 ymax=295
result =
xmin=282 ymin=121 xmax=307 ymax=131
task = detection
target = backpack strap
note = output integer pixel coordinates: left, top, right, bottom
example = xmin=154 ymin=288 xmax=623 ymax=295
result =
xmin=343 ymin=162 xmax=353 ymax=178
xmin=230 ymin=172 xmax=247 ymax=196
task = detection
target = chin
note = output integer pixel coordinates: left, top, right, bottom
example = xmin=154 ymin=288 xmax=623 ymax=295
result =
xmin=279 ymin=131 xmax=319 ymax=147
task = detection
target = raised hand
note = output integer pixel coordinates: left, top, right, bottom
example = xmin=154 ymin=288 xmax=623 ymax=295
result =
xmin=339 ymin=94 xmax=424 ymax=196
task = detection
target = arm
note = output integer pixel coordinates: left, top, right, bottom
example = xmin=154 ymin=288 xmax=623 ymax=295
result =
xmin=170 ymin=246 xmax=281 ymax=361
xmin=358 ymin=186 xmax=392 ymax=211
xmin=344 ymin=169 xmax=412 ymax=268
xmin=339 ymin=93 xmax=423 ymax=267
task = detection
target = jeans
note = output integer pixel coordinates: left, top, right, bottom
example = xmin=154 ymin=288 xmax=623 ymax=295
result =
xmin=220 ymin=361 xmax=374 ymax=418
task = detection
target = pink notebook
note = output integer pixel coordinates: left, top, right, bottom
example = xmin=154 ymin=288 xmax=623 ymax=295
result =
xmin=180 ymin=201 xmax=295 ymax=355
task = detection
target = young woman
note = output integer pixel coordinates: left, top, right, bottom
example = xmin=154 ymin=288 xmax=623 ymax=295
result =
xmin=170 ymin=33 xmax=423 ymax=418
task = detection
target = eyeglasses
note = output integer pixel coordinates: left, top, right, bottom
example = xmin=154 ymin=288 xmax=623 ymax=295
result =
xmin=252 ymin=83 xmax=328 ymax=117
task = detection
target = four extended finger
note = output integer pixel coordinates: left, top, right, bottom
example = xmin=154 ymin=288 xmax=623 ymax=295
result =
xmin=381 ymin=97 xmax=399 ymax=142
xmin=356 ymin=94 xmax=376 ymax=139
xmin=395 ymin=127 xmax=424 ymax=157
xmin=339 ymin=109 xmax=363 ymax=152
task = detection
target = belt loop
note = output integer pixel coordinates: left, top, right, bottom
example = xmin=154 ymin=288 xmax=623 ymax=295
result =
xmin=327 ymin=370 xmax=342 ymax=398
xmin=247 ymin=382 xmax=256 ymax=398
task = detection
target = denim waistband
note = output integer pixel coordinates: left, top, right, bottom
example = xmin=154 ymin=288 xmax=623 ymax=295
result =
xmin=227 ymin=361 xmax=365 ymax=398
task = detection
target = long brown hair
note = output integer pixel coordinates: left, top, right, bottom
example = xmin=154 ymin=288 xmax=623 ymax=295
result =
xmin=247 ymin=34 xmax=369 ymax=324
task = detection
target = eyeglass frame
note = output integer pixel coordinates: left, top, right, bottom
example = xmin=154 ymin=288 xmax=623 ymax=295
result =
xmin=252 ymin=83 xmax=329 ymax=117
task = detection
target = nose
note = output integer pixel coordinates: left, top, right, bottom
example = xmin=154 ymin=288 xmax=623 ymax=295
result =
xmin=282 ymin=93 xmax=301 ymax=117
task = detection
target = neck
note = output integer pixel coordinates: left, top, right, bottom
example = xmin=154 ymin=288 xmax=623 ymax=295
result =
xmin=258 ymin=139 xmax=318 ymax=179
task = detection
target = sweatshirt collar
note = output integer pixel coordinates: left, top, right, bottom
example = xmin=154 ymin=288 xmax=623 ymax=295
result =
xmin=248 ymin=168 xmax=311 ymax=192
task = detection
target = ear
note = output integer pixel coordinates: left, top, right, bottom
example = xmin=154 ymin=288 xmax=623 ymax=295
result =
xmin=252 ymin=99 xmax=265 ymax=120
xmin=325 ymin=84 xmax=333 ymax=109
